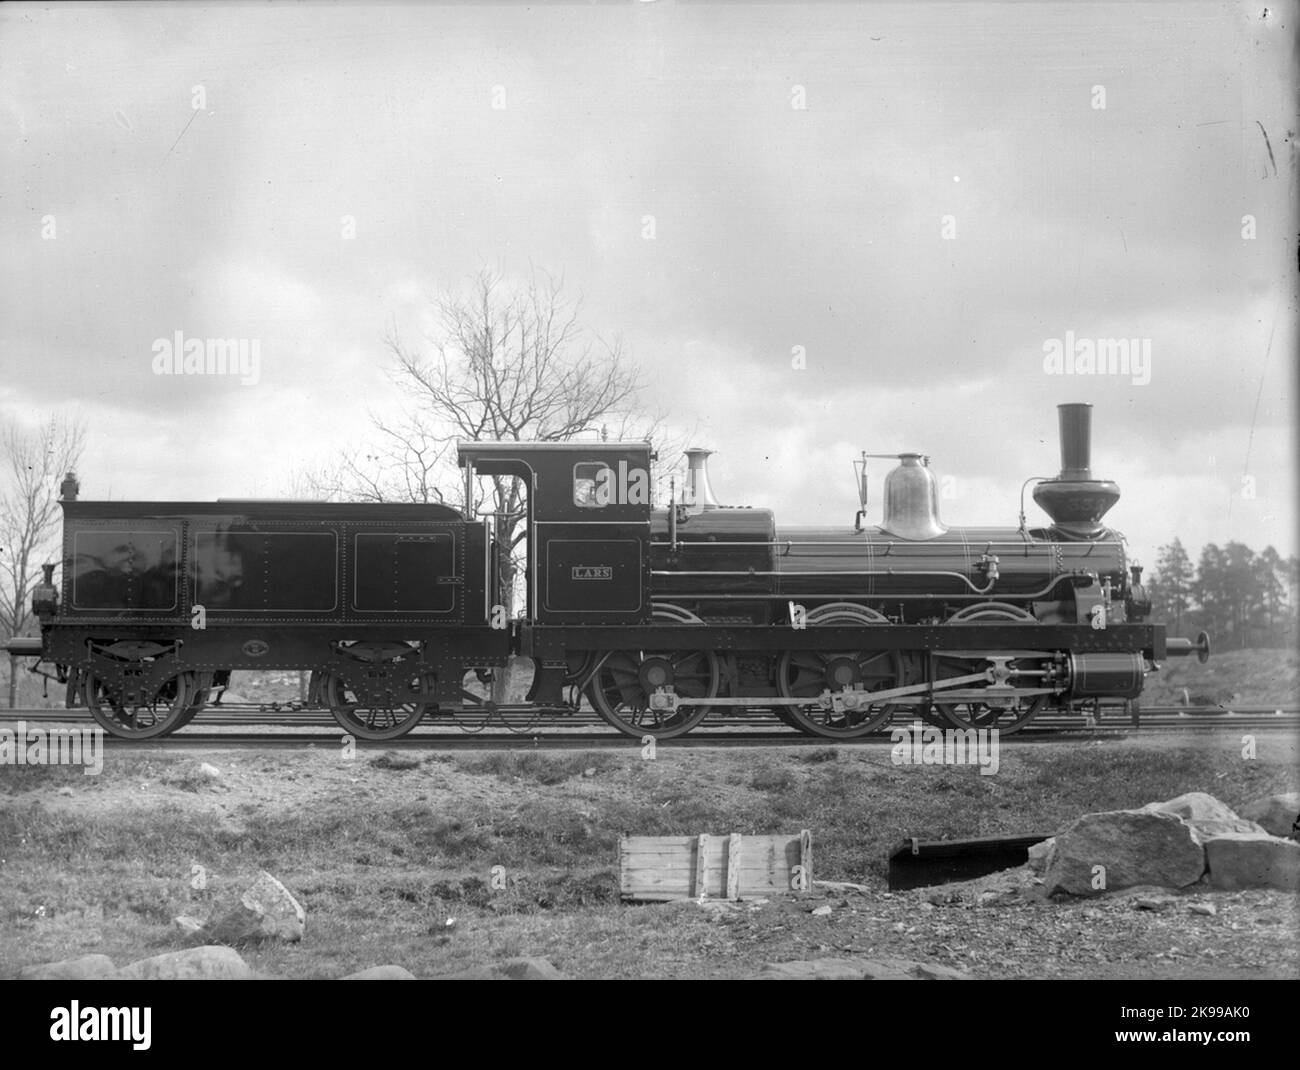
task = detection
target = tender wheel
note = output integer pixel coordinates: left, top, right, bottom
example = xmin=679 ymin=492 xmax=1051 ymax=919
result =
xmin=585 ymin=606 xmax=720 ymax=739
xmin=775 ymin=604 xmax=904 ymax=738
xmin=320 ymin=670 xmax=432 ymax=741
xmin=85 ymin=669 xmax=197 ymax=740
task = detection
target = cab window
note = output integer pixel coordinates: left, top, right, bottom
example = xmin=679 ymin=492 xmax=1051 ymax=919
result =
xmin=573 ymin=462 xmax=612 ymax=508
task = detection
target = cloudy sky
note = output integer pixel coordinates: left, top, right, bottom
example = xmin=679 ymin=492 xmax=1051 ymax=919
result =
xmin=1 ymin=1 xmax=1295 ymax=571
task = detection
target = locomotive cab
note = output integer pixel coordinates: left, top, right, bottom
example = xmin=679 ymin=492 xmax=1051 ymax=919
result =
xmin=456 ymin=440 xmax=654 ymax=625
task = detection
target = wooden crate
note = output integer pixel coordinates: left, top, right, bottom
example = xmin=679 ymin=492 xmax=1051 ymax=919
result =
xmin=619 ymin=831 xmax=812 ymax=902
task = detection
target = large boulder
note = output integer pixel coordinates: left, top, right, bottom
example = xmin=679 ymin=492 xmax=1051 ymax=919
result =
xmin=17 ymin=954 xmax=117 ymax=980
xmin=759 ymin=957 xmax=969 ymax=980
xmin=1202 ymin=831 xmax=1300 ymax=892
xmin=1237 ymin=793 xmax=1300 ymax=839
xmin=112 ymin=946 xmax=253 ymax=980
xmin=1139 ymin=792 xmax=1264 ymax=839
xmin=1042 ymin=810 xmax=1205 ymax=895
xmin=205 ymin=871 xmax=306 ymax=945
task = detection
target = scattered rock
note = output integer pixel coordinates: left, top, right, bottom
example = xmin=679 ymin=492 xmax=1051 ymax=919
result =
xmin=1238 ymin=793 xmax=1300 ymax=840
xmin=693 ymin=898 xmax=746 ymax=914
xmin=923 ymin=864 xmax=1042 ymax=907
xmin=810 ymin=905 xmax=833 ymax=917
xmin=205 ymin=871 xmax=306 ymax=944
xmin=112 ymin=945 xmax=253 ymax=980
xmin=370 ymin=752 xmax=421 ymax=771
xmin=1026 ymin=838 xmax=1054 ymax=876
xmin=437 ymin=956 xmax=567 ymax=980
xmin=1188 ymin=903 xmax=1217 ymax=916
xmin=1202 ymin=831 xmax=1300 ymax=892
xmin=813 ymin=880 xmax=872 ymax=895
xmin=1107 ymin=884 xmax=1186 ymax=900
xmin=57 ymin=787 xmax=74 ymax=797
xmin=172 ymin=915 xmax=205 ymax=936
xmin=583 ymin=767 xmax=597 ymax=778
xmin=1133 ymin=896 xmax=1176 ymax=912
xmin=198 ymin=762 xmax=221 ymax=780
xmin=759 ymin=957 xmax=969 ymax=980
xmin=17 ymin=954 xmax=116 ymax=980
xmin=1139 ymin=792 xmax=1264 ymax=839
xmin=1043 ymin=809 xmax=1205 ymax=896
xmin=340 ymin=965 xmax=417 ymax=980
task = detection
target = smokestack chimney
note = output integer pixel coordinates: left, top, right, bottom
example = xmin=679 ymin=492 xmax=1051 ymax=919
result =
xmin=1057 ymin=402 xmax=1094 ymax=481
xmin=683 ymin=448 xmax=720 ymax=511
xmin=1032 ymin=403 xmax=1120 ymax=538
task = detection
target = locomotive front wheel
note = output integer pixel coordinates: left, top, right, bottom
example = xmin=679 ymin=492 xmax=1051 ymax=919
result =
xmin=320 ymin=670 xmax=432 ymax=741
xmin=84 ymin=670 xmax=197 ymax=740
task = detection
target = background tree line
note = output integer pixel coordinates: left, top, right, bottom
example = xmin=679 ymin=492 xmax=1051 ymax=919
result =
xmin=1148 ymin=537 xmax=1298 ymax=649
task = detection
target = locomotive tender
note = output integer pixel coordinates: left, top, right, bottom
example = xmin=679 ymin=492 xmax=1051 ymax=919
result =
xmin=8 ymin=402 xmax=1209 ymax=741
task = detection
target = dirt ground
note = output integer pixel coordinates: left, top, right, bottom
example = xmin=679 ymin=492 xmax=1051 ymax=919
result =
xmin=1 ymin=730 xmax=1297 ymax=980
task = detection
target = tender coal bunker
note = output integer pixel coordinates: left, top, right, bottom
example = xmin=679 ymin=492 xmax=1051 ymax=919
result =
xmin=70 ymin=530 xmax=178 ymax=611
xmin=352 ymin=531 xmax=456 ymax=612
xmin=193 ymin=529 xmax=337 ymax=612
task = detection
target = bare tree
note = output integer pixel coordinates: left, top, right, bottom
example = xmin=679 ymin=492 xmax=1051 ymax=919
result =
xmin=287 ymin=268 xmax=693 ymax=700
xmin=289 ymin=416 xmax=449 ymax=504
xmin=381 ymin=268 xmax=656 ymax=613
xmin=0 ymin=415 xmax=85 ymax=706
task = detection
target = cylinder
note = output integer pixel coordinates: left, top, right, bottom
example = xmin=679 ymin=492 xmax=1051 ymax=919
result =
xmin=1068 ymin=652 xmax=1145 ymax=698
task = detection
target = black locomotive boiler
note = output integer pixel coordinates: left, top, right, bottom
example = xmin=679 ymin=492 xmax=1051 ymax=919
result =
xmin=7 ymin=402 xmax=1209 ymax=740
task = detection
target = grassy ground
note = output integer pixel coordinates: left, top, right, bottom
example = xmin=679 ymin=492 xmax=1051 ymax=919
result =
xmin=1140 ymin=647 xmax=1298 ymax=707
xmin=1 ymin=731 xmax=1297 ymax=979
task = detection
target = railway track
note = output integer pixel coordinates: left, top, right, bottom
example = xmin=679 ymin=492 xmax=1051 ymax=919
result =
xmin=1 ymin=704 xmax=1295 ymax=749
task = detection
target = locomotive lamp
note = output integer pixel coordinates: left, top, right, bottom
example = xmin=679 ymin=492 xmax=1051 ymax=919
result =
xmin=31 ymin=563 xmax=59 ymax=619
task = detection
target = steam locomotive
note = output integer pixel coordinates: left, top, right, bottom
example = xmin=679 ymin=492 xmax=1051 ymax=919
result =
xmin=5 ymin=402 xmax=1209 ymax=741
